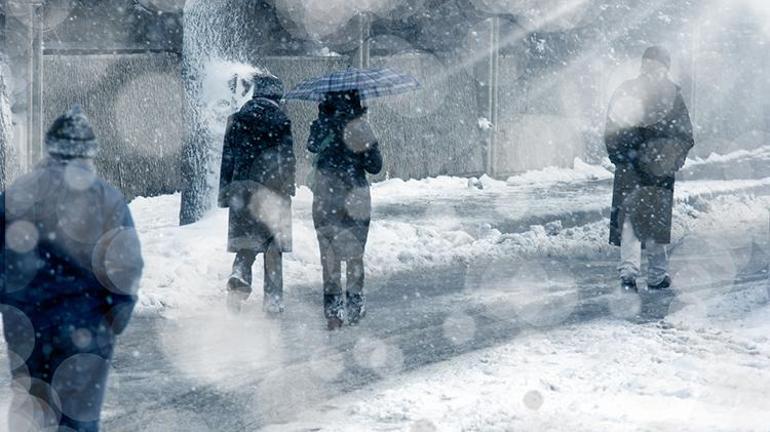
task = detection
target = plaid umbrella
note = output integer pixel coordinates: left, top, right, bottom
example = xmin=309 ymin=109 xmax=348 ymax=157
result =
xmin=285 ymin=67 xmax=420 ymax=101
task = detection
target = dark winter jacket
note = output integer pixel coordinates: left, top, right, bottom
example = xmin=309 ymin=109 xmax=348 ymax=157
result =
xmin=605 ymin=75 xmax=694 ymax=246
xmin=308 ymin=114 xmax=383 ymax=261
xmin=219 ymin=97 xmax=296 ymax=253
xmin=1 ymin=158 xmax=143 ymax=337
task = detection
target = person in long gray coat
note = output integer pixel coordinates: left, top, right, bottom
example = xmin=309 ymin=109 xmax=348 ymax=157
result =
xmin=1 ymin=105 xmax=143 ymax=431
xmin=605 ymin=46 xmax=695 ymax=292
xmin=219 ymin=74 xmax=296 ymax=314
xmin=308 ymin=90 xmax=383 ymax=329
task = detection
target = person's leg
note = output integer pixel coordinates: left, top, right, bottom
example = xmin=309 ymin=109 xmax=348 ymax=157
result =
xmin=321 ymin=252 xmax=342 ymax=296
xmin=230 ymin=249 xmax=257 ymax=292
xmin=53 ymin=351 xmax=111 ymax=432
xmin=346 ymin=258 xmax=365 ymax=295
xmin=321 ymin=249 xmax=345 ymax=328
xmin=645 ymin=240 xmax=670 ymax=287
xmin=6 ymin=329 xmax=62 ymax=431
xmin=345 ymin=258 xmax=367 ymax=324
xmin=264 ymin=243 xmax=283 ymax=297
xmin=263 ymin=242 xmax=285 ymax=313
xmin=228 ymin=250 xmax=256 ymax=312
xmin=619 ymin=215 xmax=642 ymax=284
xmin=8 ymin=364 xmax=61 ymax=430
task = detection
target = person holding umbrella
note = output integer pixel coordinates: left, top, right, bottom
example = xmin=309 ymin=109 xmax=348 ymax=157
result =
xmin=285 ymin=68 xmax=419 ymax=330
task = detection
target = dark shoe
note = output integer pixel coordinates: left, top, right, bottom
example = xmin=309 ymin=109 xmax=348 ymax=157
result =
xmin=647 ymin=275 xmax=671 ymax=291
xmin=346 ymin=292 xmax=366 ymax=325
xmin=324 ymin=294 xmax=346 ymax=330
xmin=621 ymin=277 xmax=638 ymax=293
xmin=263 ymin=293 xmax=285 ymax=315
xmin=227 ymin=274 xmax=251 ymax=293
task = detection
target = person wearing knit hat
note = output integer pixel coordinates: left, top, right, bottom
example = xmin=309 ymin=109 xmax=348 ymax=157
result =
xmin=45 ymin=104 xmax=99 ymax=159
xmin=605 ymin=47 xmax=695 ymax=295
xmin=642 ymin=46 xmax=672 ymax=71
xmin=1 ymin=105 xmax=143 ymax=431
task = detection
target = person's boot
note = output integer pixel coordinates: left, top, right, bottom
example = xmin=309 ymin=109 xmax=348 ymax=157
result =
xmin=620 ymin=276 xmax=638 ymax=293
xmin=346 ymin=292 xmax=366 ymax=325
xmin=227 ymin=274 xmax=250 ymax=292
xmin=263 ymin=292 xmax=285 ymax=315
xmin=228 ymin=254 xmax=253 ymax=293
xmin=324 ymin=294 xmax=345 ymax=330
xmin=647 ymin=275 xmax=671 ymax=291
xmin=227 ymin=265 xmax=252 ymax=314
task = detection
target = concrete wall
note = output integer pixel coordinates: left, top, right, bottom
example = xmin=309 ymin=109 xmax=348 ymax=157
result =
xmin=43 ymin=52 xmax=183 ymax=200
xmin=37 ymin=4 xmax=770 ymax=200
xmin=40 ymin=52 xmax=484 ymax=200
xmin=495 ymin=54 xmax=594 ymax=176
xmin=369 ymin=53 xmax=485 ymax=179
xmin=263 ymin=53 xmax=485 ymax=184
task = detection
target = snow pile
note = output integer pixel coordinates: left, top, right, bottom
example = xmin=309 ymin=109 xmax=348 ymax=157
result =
xmin=684 ymin=145 xmax=770 ymax=168
xmin=130 ymin=162 xmax=768 ymax=315
xmin=371 ymin=175 xmax=504 ymax=201
xmin=199 ymin=59 xmax=260 ymax=137
xmin=505 ymin=158 xmax=613 ymax=186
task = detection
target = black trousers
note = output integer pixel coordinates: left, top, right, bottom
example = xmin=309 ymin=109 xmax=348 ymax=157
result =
xmin=231 ymin=242 xmax=283 ymax=296
xmin=6 ymin=323 xmax=113 ymax=432
xmin=321 ymin=255 xmax=364 ymax=296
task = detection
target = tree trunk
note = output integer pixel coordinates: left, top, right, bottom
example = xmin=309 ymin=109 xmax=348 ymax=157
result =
xmin=1 ymin=54 xmax=14 ymax=192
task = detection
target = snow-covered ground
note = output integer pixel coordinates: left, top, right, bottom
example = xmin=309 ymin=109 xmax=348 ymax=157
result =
xmin=131 ymin=156 xmax=770 ymax=316
xmin=265 ymin=305 xmax=770 ymax=432
xmin=265 ymin=193 xmax=770 ymax=432
xmin=2 ymin=156 xmax=769 ymax=431
xmin=119 ymin=156 xmax=769 ymax=431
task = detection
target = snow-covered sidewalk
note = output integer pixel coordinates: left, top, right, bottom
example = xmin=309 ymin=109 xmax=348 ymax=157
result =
xmin=264 ymin=193 xmax=770 ymax=432
xmin=110 ymin=158 xmax=770 ymax=431
xmin=264 ymin=303 xmax=770 ymax=432
xmin=4 ymin=158 xmax=766 ymax=431
xmin=131 ymin=157 xmax=770 ymax=315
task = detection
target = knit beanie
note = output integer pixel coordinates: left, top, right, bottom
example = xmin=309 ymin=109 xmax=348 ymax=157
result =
xmin=45 ymin=104 xmax=98 ymax=159
xmin=642 ymin=46 xmax=671 ymax=70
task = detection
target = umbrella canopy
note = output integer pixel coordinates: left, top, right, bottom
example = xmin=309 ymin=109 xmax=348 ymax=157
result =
xmin=285 ymin=67 xmax=420 ymax=101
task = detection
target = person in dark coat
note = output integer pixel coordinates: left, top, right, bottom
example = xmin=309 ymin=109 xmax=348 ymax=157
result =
xmin=0 ymin=105 xmax=143 ymax=431
xmin=605 ymin=46 xmax=695 ymax=292
xmin=219 ymin=73 xmax=296 ymax=314
xmin=308 ymin=90 xmax=383 ymax=329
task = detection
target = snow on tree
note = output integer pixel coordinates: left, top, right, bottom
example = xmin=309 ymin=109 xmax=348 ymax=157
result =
xmin=179 ymin=0 xmax=257 ymax=225
xmin=1 ymin=54 xmax=15 ymax=192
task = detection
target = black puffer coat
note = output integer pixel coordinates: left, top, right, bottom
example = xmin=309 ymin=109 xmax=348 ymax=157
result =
xmin=219 ymin=97 xmax=296 ymax=253
xmin=308 ymin=107 xmax=383 ymax=261
xmin=605 ymin=75 xmax=694 ymax=246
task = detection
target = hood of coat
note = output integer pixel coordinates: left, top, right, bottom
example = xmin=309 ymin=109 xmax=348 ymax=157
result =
xmin=251 ymin=74 xmax=285 ymax=102
xmin=319 ymin=90 xmax=367 ymax=121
